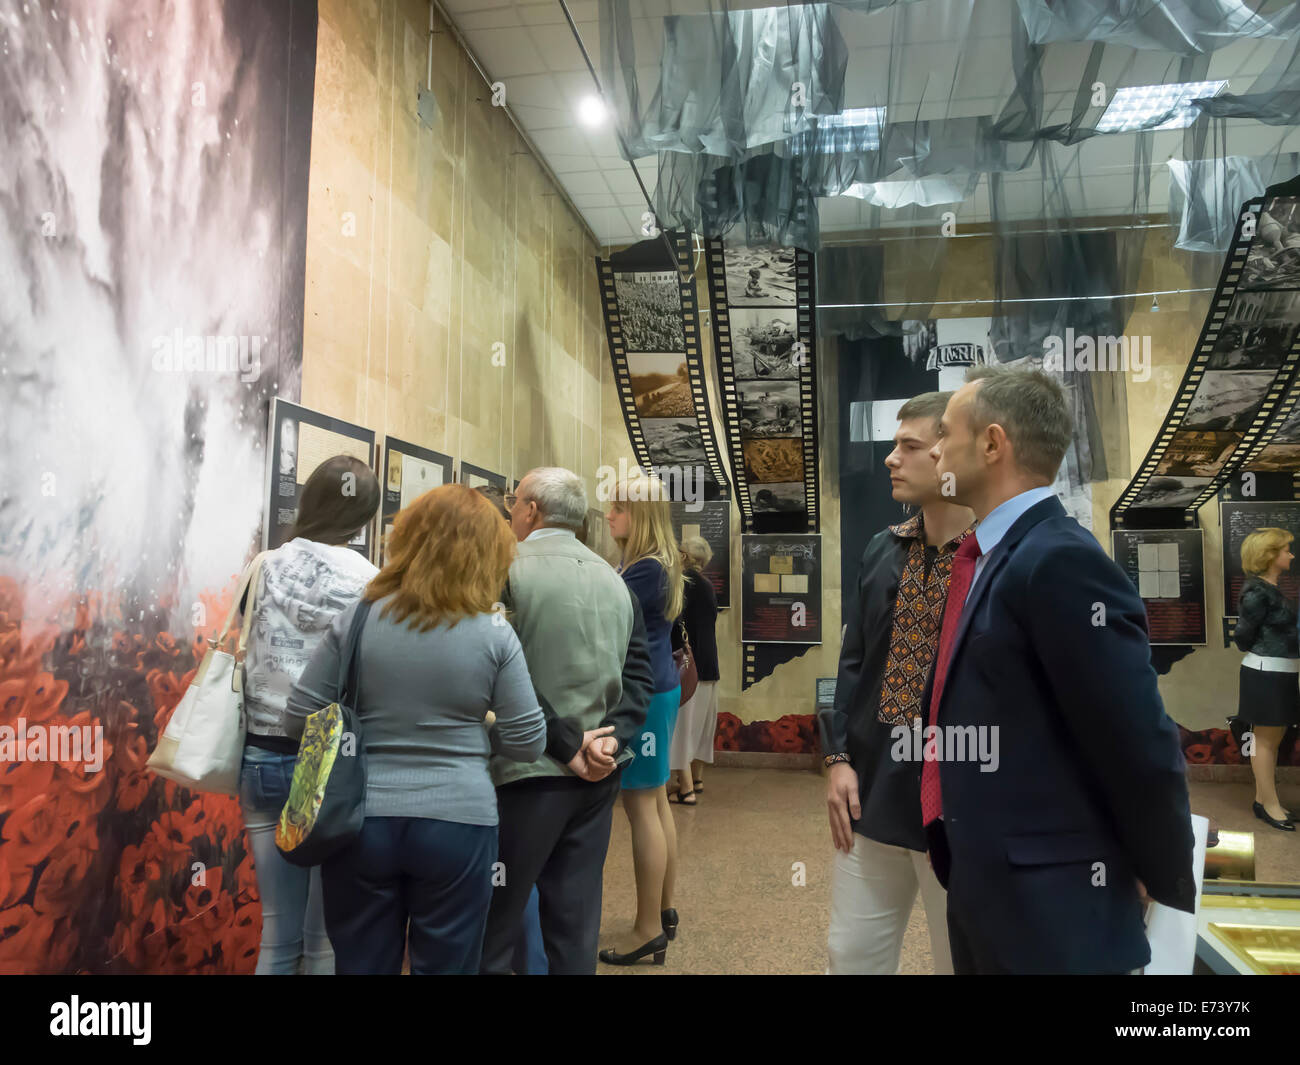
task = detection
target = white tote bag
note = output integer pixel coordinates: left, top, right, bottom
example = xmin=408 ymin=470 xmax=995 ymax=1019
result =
xmin=147 ymin=552 xmax=269 ymax=795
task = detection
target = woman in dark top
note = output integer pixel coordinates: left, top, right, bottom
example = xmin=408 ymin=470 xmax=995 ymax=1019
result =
xmin=600 ymin=472 xmax=685 ymax=966
xmin=1233 ymin=527 xmax=1299 ymax=830
xmin=669 ymin=536 xmax=720 ymax=805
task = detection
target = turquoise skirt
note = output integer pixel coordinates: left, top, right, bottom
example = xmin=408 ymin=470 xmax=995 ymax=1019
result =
xmin=621 ymin=686 xmax=681 ymax=790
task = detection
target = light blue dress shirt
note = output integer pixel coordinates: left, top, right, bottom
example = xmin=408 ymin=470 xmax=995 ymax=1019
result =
xmin=969 ymin=485 xmax=1057 ymax=597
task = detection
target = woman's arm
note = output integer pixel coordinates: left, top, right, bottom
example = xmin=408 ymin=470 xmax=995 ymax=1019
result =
xmin=283 ymin=602 xmax=352 ymax=739
xmin=1233 ymin=584 xmax=1266 ymax=653
xmin=621 ymin=558 xmax=665 ymax=620
xmin=488 ymin=628 xmax=547 ymax=763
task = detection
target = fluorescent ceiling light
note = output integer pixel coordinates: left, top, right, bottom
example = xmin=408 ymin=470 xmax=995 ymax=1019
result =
xmin=818 ymin=106 xmax=886 ymax=151
xmin=578 ymin=95 xmax=608 ymax=127
xmin=1096 ymin=80 xmax=1227 ymax=133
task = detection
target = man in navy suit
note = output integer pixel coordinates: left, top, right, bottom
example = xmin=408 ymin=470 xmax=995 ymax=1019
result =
xmin=923 ymin=365 xmax=1195 ymax=974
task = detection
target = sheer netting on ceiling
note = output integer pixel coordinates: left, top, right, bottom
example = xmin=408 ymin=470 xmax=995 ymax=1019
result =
xmin=599 ymin=0 xmax=1300 ymax=487
xmin=600 ymin=0 xmax=1300 ymax=254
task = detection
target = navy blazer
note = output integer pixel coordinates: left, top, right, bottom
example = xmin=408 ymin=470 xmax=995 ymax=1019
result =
xmin=926 ymin=496 xmax=1195 ymax=974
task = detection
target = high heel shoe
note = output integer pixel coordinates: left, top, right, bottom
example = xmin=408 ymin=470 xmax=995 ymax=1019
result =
xmin=661 ymin=908 xmax=679 ymax=941
xmin=598 ymin=933 xmax=668 ymax=966
xmin=1253 ymin=801 xmax=1295 ymax=831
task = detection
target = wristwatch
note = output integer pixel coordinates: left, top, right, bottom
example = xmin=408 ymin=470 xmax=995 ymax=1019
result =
xmin=824 ymin=753 xmax=851 ymax=768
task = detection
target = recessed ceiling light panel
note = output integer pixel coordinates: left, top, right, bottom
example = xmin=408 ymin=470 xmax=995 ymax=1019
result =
xmin=1096 ymin=80 xmax=1227 ymax=133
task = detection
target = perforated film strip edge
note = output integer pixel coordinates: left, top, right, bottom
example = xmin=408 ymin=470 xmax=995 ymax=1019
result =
xmin=670 ymin=232 xmax=731 ymax=496
xmin=703 ymin=238 xmax=756 ymax=532
xmin=1110 ymin=199 xmax=1265 ymax=526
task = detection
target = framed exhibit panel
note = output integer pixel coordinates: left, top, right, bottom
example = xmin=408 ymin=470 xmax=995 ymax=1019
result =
xmin=380 ymin=436 xmax=453 ymax=564
xmin=264 ymin=398 xmax=375 ymax=558
xmin=458 ymin=460 xmax=507 ymax=492
xmin=671 ymin=499 xmax=732 ymax=608
xmin=1111 ymin=528 xmax=1207 ymax=645
xmin=741 ymin=534 xmax=821 ymax=644
xmin=1219 ymin=499 xmax=1300 ymax=614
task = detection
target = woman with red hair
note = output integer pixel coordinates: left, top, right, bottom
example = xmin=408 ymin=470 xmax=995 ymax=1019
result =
xmin=286 ymin=484 xmax=546 ymax=973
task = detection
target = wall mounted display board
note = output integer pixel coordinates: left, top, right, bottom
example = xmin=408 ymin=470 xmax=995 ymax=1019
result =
xmin=671 ymin=499 xmax=732 ymax=608
xmin=1220 ymin=499 xmax=1300 ymax=615
xmin=458 ymin=461 xmax=507 ymax=492
xmin=740 ymin=534 xmax=821 ymax=646
xmin=1111 ymin=528 xmax=1207 ymax=645
xmin=596 ymin=230 xmax=730 ymax=499
xmin=264 ymin=398 xmax=375 ymax=558
xmin=380 ymin=436 xmax=453 ymax=563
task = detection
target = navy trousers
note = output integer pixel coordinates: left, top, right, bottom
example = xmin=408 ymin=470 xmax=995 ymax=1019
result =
xmin=320 ymin=816 xmax=497 ymax=975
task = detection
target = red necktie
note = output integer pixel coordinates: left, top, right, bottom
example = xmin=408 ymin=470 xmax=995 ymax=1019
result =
xmin=920 ymin=535 xmax=982 ymax=827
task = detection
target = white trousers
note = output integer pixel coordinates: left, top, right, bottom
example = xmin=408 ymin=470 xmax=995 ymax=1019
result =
xmin=827 ymin=833 xmax=953 ymax=975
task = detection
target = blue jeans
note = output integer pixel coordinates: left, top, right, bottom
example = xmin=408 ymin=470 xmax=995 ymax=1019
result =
xmin=321 ymin=816 xmax=498 ymax=975
xmin=512 ymin=886 xmax=549 ymax=975
xmin=239 ymin=745 xmax=334 ymax=975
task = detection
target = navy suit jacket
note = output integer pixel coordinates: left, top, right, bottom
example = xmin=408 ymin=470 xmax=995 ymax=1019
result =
xmin=926 ymin=496 xmax=1195 ymax=974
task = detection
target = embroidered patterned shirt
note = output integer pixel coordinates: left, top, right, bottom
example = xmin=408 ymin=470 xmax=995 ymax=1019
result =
xmin=875 ymin=514 xmax=973 ymax=727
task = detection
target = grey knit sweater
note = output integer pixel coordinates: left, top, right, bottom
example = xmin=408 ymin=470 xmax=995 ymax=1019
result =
xmin=285 ymin=596 xmax=546 ymax=826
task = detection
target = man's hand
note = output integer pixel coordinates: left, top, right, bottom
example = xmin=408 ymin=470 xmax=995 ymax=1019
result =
xmin=567 ymin=726 xmax=617 ymax=782
xmin=1137 ymin=878 xmax=1152 ymax=920
xmin=586 ymin=733 xmax=619 ymax=770
xmin=826 ymin=761 xmax=861 ymax=854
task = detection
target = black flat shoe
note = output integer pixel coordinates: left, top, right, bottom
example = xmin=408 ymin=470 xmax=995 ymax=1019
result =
xmin=671 ymin=789 xmax=697 ymax=805
xmin=693 ymin=779 xmax=704 ymax=793
xmin=1253 ymin=801 xmax=1295 ymax=831
xmin=598 ymin=934 xmax=668 ymax=966
xmin=661 ymin=908 xmax=679 ymax=941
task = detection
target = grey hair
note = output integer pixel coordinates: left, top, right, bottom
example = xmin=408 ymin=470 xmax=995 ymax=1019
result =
xmin=521 ymin=467 xmax=588 ymax=530
xmin=680 ymin=535 xmax=713 ymax=571
xmin=963 ymin=366 xmax=1072 ymax=482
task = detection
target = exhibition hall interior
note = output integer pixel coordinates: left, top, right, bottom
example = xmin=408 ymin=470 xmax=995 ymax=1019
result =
xmin=12 ymin=0 xmax=1300 ymax=990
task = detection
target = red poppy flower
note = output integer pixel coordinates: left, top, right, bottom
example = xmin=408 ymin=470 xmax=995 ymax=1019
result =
xmin=143 ymin=812 xmax=197 ymax=863
xmin=0 ymin=755 xmax=55 ymax=814
xmin=116 ymin=771 xmax=153 ymax=812
xmin=1 ymin=794 xmax=68 ymax=869
xmin=1184 ymin=743 xmax=1213 ymax=764
xmin=33 ymin=844 xmax=96 ymax=915
xmin=0 ymin=904 xmax=55 ymax=973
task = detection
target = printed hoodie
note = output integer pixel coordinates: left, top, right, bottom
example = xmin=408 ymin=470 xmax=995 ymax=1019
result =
xmin=242 ymin=537 xmax=378 ymax=737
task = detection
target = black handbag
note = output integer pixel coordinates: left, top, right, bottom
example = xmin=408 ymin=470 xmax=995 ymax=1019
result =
xmin=275 ymin=600 xmax=371 ymax=867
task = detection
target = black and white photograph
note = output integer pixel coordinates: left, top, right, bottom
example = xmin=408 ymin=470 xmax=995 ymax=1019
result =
xmin=731 ymin=308 xmax=800 ymax=380
xmin=739 ymin=380 xmax=802 ymax=438
xmin=1154 ymin=430 xmax=1240 ymax=476
xmin=901 ymin=319 xmax=939 ymax=366
xmin=615 ymin=271 xmax=685 ymax=352
xmin=641 ymin=417 xmax=707 ymax=466
xmin=1272 ymin=402 xmax=1300 ymax=443
xmin=1182 ymin=370 xmax=1274 ymax=431
xmin=1129 ymin=475 xmax=1213 ymax=509
xmin=724 ymin=246 xmax=798 ymax=306
xmin=1206 ymin=289 xmax=1300 ymax=369
xmin=629 ymin=353 xmax=695 ymax=417
xmin=751 ymin=482 xmax=806 ymax=514
xmin=1242 ymin=196 xmax=1300 ymax=291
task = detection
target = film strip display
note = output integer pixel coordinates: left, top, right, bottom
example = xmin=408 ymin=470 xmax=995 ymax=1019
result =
xmin=596 ymin=231 xmax=730 ymax=496
xmin=1110 ymin=197 xmax=1300 ymax=523
xmin=704 ymin=241 xmax=821 ymax=534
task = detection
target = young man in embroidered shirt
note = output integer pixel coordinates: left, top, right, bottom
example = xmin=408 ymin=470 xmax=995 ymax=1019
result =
xmin=820 ymin=391 xmax=974 ymax=974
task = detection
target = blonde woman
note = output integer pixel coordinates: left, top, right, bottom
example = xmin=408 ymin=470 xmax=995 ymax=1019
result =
xmin=669 ymin=536 xmax=720 ymax=804
xmin=1233 ymin=527 xmax=1299 ymax=831
xmin=599 ymin=472 xmax=685 ymax=965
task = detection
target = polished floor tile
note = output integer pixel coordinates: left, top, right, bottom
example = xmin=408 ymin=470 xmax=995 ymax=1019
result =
xmin=593 ymin=769 xmax=1300 ymax=975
